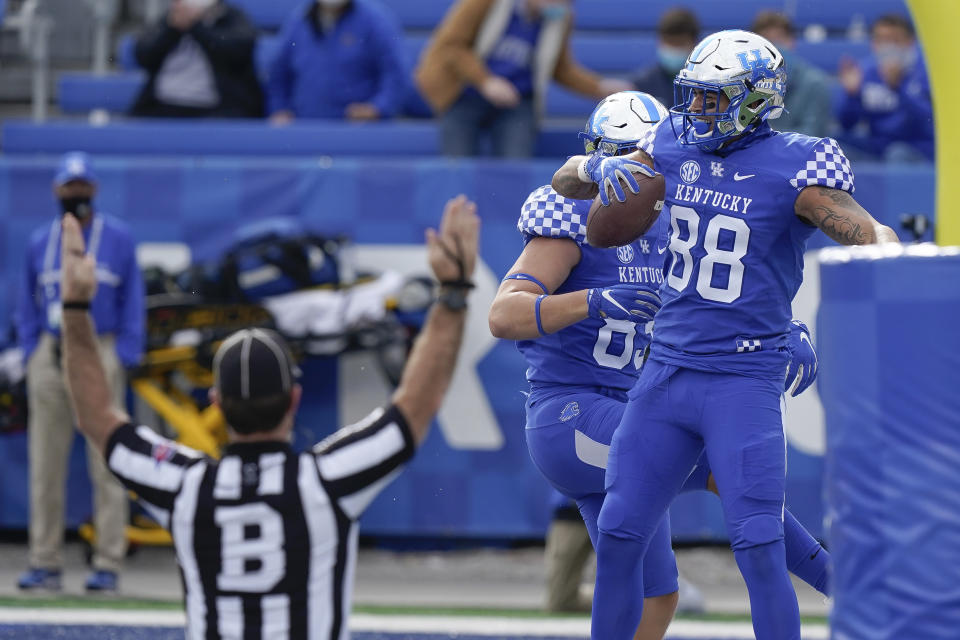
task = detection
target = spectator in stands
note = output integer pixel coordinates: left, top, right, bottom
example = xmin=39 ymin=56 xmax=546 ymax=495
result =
xmin=130 ymin=0 xmax=263 ymax=118
xmin=14 ymin=152 xmax=144 ymax=593
xmin=267 ymin=0 xmax=407 ymax=123
xmin=415 ymin=0 xmax=631 ymax=157
xmin=631 ymin=8 xmax=699 ymax=108
xmin=835 ymin=14 xmax=933 ymax=162
xmin=752 ymin=11 xmax=832 ymax=138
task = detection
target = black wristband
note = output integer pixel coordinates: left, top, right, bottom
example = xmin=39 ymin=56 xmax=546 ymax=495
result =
xmin=438 ymin=279 xmax=475 ymax=290
xmin=62 ymin=300 xmax=91 ymax=311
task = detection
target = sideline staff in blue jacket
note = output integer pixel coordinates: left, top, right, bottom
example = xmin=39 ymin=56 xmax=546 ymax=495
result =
xmin=267 ymin=0 xmax=407 ymax=123
xmin=14 ymin=152 xmax=144 ymax=593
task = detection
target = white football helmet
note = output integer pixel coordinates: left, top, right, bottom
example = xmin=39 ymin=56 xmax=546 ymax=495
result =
xmin=671 ymin=30 xmax=787 ymax=151
xmin=580 ymin=91 xmax=669 ymax=156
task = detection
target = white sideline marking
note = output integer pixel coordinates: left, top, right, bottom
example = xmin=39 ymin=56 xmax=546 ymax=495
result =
xmin=0 ymin=608 xmax=829 ymax=639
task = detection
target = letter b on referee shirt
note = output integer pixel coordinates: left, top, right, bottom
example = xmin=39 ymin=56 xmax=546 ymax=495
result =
xmin=215 ymin=503 xmax=285 ymax=591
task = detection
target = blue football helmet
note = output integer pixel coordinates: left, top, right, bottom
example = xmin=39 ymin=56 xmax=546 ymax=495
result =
xmin=579 ymin=91 xmax=668 ymax=156
xmin=671 ymin=30 xmax=787 ymax=151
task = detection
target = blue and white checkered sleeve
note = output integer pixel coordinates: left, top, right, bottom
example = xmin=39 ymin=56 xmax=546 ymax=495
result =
xmin=517 ymin=185 xmax=588 ymax=245
xmin=636 ymin=120 xmax=661 ymax=159
xmin=789 ymin=138 xmax=855 ymax=194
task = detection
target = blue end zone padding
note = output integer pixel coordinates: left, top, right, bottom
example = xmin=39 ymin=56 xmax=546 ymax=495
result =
xmin=820 ymin=247 xmax=960 ymax=639
xmin=391 ymin=0 xmax=454 ymax=30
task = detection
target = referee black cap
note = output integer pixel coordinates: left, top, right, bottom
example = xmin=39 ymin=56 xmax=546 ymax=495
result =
xmin=213 ymin=328 xmax=300 ymax=399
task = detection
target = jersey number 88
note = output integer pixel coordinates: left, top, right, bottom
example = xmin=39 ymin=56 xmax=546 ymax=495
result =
xmin=667 ymin=205 xmax=751 ymax=303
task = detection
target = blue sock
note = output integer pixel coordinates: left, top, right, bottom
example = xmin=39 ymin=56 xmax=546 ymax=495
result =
xmin=783 ymin=509 xmax=830 ymax=595
xmin=592 ymin=532 xmax=645 ymax=640
xmin=734 ymin=540 xmax=801 ymax=640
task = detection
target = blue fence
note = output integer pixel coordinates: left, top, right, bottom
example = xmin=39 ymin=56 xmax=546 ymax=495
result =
xmin=0 ymin=156 xmax=935 ymax=541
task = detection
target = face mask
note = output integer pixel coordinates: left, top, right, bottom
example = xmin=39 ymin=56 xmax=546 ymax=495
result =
xmin=60 ymin=196 xmax=93 ymax=221
xmin=657 ymin=45 xmax=689 ymax=74
xmin=539 ymin=2 xmax=568 ymax=20
xmin=875 ymin=43 xmax=917 ymax=68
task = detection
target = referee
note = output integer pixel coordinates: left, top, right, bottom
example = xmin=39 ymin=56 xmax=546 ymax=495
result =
xmin=57 ymin=196 xmax=479 ymax=639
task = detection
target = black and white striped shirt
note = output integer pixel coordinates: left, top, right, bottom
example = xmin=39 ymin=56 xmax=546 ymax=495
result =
xmin=105 ymin=404 xmax=415 ymax=640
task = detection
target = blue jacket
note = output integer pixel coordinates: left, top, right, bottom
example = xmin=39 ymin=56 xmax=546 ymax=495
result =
xmin=15 ymin=214 xmax=145 ymax=368
xmin=266 ymin=0 xmax=407 ymax=119
xmin=835 ymin=51 xmax=934 ymax=159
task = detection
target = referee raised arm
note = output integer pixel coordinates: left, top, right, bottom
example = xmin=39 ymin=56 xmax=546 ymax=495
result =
xmin=57 ymin=195 xmax=479 ymax=639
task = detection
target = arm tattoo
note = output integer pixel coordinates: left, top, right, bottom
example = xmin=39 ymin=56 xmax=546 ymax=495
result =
xmin=552 ymin=162 xmax=599 ymax=200
xmin=797 ymin=186 xmax=898 ymax=245
xmin=807 ymin=205 xmax=871 ymax=245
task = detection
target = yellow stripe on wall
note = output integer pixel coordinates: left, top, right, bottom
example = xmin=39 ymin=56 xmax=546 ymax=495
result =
xmin=908 ymin=0 xmax=959 ymax=244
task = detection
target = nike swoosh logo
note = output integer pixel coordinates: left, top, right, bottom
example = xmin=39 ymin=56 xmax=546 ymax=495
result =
xmin=810 ymin=547 xmax=821 ymax=561
xmin=733 ymin=172 xmax=755 ymax=181
xmin=657 ymin=245 xmax=668 ymax=254
xmin=601 ymin=289 xmax=630 ymax=315
xmin=612 ymin=122 xmax=628 ymax=128
xmin=799 ymin=331 xmax=818 ymax=366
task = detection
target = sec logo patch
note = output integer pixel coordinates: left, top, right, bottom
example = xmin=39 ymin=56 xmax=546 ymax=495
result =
xmin=680 ymin=160 xmax=701 ymax=184
xmin=616 ymin=245 xmax=635 ymax=263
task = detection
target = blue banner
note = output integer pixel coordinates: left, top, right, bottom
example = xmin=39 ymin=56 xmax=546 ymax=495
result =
xmin=0 ymin=157 xmax=935 ymax=540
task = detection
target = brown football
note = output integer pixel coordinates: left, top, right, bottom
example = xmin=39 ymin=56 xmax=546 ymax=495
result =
xmin=586 ymin=172 xmax=666 ymax=248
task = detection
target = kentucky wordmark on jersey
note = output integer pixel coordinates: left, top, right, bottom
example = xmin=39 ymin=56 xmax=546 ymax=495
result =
xmin=637 ymin=117 xmax=854 ymax=377
xmin=105 ymin=405 xmax=414 ymax=640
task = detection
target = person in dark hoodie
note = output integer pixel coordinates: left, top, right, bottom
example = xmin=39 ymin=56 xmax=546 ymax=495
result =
xmin=130 ymin=0 xmax=264 ymax=118
xmin=267 ymin=0 xmax=407 ymax=124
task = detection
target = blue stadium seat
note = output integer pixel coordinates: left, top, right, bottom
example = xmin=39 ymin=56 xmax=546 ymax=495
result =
xmin=225 ymin=0 xmax=303 ymax=30
xmin=794 ymin=39 xmax=871 ymax=74
xmin=572 ymin=0 xmax=788 ymax=31
xmin=570 ymin=33 xmax=655 ymax=73
xmin=58 ymin=72 xmax=144 ymax=114
xmin=792 ymin=0 xmax=908 ymax=32
xmin=256 ymin=35 xmax=282 ymax=77
xmin=1 ymin=120 xmax=585 ymax=158
xmin=2 ymin=120 xmax=442 ymax=156
xmin=116 ymin=34 xmax=138 ymax=71
xmin=545 ymin=85 xmax=596 ymax=119
xmin=403 ymin=34 xmax=430 ymax=67
xmin=392 ymin=0 xmax=453 ymax=30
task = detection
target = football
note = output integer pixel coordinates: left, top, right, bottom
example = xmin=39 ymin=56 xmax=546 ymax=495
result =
xmin=586 ymin=171 xmax=665 ymax=248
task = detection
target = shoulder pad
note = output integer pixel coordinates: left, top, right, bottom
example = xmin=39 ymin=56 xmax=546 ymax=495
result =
xmin=517 ymin=185 xmax=590 ymax=245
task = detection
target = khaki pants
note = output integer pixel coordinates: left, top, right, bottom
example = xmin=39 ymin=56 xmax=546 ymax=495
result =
xmin=544 ymin=518 xmax=594 ymax=612
xmin=27 ymin=333 xmax=129 ymax=572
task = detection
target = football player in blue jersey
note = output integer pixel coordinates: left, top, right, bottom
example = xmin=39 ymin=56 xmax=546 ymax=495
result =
xmin=492 ymin=91 xmax=828 ymax=640
xmin=552 ymin=32 xmax=898 ymax=640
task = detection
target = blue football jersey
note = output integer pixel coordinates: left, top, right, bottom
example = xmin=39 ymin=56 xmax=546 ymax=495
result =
xmin=636 ymin=117 xmax=854 ymax=377
xmin=515 ymin=185 xmax=669 ymax=391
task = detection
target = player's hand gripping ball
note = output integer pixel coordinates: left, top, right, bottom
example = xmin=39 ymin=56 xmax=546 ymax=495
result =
xmin=586 ymin=156 xmax=665 ymax=248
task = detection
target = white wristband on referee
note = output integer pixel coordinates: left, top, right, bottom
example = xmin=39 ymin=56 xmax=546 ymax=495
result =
xmin=577 ymin=157 xmax=593 ymax=183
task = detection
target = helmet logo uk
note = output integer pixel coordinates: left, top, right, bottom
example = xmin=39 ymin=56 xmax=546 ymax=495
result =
xmin=680 ymin=160 xmax=701 ymax=184
xmin=736 ymin=49 xmax=772 ymax=72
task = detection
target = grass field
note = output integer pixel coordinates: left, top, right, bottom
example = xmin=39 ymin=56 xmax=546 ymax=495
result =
xmin=0 ymin=597 xmax=830 ymax=639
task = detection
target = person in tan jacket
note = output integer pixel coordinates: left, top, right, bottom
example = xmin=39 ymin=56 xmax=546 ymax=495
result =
xmin=415 ymin=0 xmax=630 ymax=157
